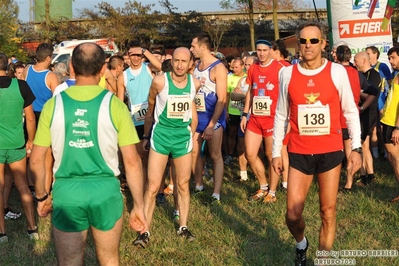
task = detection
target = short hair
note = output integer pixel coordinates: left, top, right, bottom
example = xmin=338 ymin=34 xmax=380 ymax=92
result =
xmin=233 ymin=58 xmax=244 ymax=66
xmin=332 ymin=41 xmax=348 ymax=50
xmin=150 ymin=44 xmax=166 ymax=56
xmin=72 ymin=43 xmax=105 ymax=77
xmin=366 ymin=46 xmax=380 ymax=59
xmin=195 ymin=33 xmax=212 ymax=50
xmin=161 ymin=59 xmax=172 ymax=72
xmin=35 ymin=43 xmax=53 ymax=63
xmin=296 ymin=21 xmax=327 ymax=40
xmin=54 ymin=62 xmax=67 ymax=75
xmin=336 ymin=45 xmax=352 ymax=62
xmin=0 ymin=53 xmax=8 ymax=71
xmin=388 ymin=46 xmax=399 ymax=56
xmin=241 ymin=51 xmax=250 ymax=59
xmin=272 ymin=39 xmax=289 ymax=58
xmin=108 ymin=55 xmax=124 ymax=70
xmin=127 ymin=40 xmax=142 ymax=50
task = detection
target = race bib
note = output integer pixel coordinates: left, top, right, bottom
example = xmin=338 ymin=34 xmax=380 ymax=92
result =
xmin=195 ymin=93 xmax=206 ymax=112
xmin=167 ymin=95 xmax=191 ymax=121
xmin=230 ymin=100 xmax=244 ymax=111
xmin=131 ymin=101 xmax=148 ymax=122
xmin=298 ymin=103 xmax=330 ymax=135
xmin=252 ymin=96 xmax=272 ymax=116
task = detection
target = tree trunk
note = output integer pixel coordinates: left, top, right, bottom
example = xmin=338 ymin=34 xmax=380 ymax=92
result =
xmin=273 ymin=0 xmax=279 ymax=40
xmin=45 ymin=0 xmax=51 ymax=42
xmin=248 ymin=0 xmax=255 ymax=51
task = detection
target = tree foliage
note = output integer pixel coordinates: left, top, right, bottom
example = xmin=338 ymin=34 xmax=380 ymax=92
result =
xmin=203 ymin=17 xmax=233 ymax=52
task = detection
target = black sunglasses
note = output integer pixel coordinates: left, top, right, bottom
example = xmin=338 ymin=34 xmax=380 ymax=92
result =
xmin=299 ymin=38 xmax=323 ymax=45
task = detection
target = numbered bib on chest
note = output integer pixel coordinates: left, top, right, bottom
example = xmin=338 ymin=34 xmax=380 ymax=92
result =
xmin=131 ymin=101 xmax=148 ymax=122
xmin=252 ymin=96 xmax=272 ymax=116
xmin=195 ymin=93 xmax=206 ymax=112
xmin=298 ymin=103 xmax=330 ymax=136
xmin=167 ymin=95 xmax=191 ymax=120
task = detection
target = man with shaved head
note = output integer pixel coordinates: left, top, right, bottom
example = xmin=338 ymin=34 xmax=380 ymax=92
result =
xmin=30 ymin=43 xmax=147 ymax=265
xmin=133 ymin=47 xmax=201 ymax=248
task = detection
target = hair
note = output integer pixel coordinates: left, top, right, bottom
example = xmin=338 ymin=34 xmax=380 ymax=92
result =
xmin=336 ymin=45 xmax=352 ymax=62
xmin=35 ymin=43 xmax=53 ymax=63
xmin=72 ymin=43 xmax=105 ymax=77
xmin=241 ymin=51 xmax=250 ymax=59
xmin=0 ymin=53 xmax=8 ymax=71
xmin=127 ymin=40 xmax=142 ymax=50
xmin=161 ymin=59 xmax=172 ymax=72
xmin=233 ymin=58 xmax=244 ymax=66
xmin=150 ymin=44 xmax=166 ymax=56
xmin=272 ymin=39 xmax=289 ymax=59
xmin=366 ymin=46 xmax=380 ymax=59
xmin=296 ymin=21 xmax=327 ymax=40
xmin=332 ymin=41 xmax=348 ymax=50
xmin=54 ymin=62 xmax=67 ymax=75
xmin=195 ymin=33 xmax=212 ymax=50
xmin=388 ymin=46 xmax=399 ymax=56
xmin=108 ymin=55 xmax=124 ymax=70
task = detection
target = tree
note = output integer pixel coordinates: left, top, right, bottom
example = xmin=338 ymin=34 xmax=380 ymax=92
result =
xmin=203 ymin=16 xmax=232 ymax=52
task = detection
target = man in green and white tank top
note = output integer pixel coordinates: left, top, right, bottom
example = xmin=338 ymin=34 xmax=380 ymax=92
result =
xmin=133 ymin=47 xmax=200 ymax=247
xmin=30 ymin=43 xmax=147 ymax=265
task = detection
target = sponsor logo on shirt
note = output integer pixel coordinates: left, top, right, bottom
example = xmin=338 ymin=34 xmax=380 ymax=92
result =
xmin=72 ymin=119 xmax=89 ymax=128
xmin=75 ymin=109 xmax=87 ymax=116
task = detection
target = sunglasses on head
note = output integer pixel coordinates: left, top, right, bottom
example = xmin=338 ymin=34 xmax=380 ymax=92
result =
xmin=129 ymin=53 xmax=142 ymax=57
xmin=299 ymin=38 xmax=323 ymax=45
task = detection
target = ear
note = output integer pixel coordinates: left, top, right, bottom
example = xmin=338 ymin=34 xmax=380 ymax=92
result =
xmin=100 ymin=63 xmax=107 ymax=76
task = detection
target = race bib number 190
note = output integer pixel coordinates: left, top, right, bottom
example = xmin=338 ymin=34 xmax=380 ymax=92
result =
xmin=298 ymin=103 xmax=330 ymax=135
xmin=131 ymin=101 xmax=148 ymax=122
xmin=167 ymin=95 xmax=191 ymax=120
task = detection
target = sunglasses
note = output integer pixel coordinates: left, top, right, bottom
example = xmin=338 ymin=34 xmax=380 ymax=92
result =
xmin=129 ymin=53 xmax=142 ymax=57
xmin=299 ymin=38 xmax=323 ymax=45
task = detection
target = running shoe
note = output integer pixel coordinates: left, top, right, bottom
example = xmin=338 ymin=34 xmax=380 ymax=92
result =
xmin=156 ymin=193 xmax=166 ymax=206
xmin=27 ymin=226 xmax=39 ymax=240
xmin=4 ymin=208 xmax=21 ymax=220
xmin=295 ymin=237 xmax=308 ymax=266
xmin=177 ymin=227 xmax=195 ymax=241
xmin=248 ymin=189 xmax=268 ymax=202
xmin=133 ymin=232 xmax=150 ymax=248
xmin=263 ymin=193 xmax=277 ymax=203
xmin=0 ymin=234 xmax=8 ymax=243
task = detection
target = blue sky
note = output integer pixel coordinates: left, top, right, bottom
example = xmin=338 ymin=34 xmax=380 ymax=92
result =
xmin=17 ymin=0 xmax=327 ymax=22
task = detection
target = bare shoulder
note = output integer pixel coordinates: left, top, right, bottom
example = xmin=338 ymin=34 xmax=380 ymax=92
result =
xmin=152 ymin=74 xmax=166 ymax=90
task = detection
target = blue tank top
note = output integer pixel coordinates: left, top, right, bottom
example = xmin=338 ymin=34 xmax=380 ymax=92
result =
xmin=26 ymin=65 xmax=52 ymax=112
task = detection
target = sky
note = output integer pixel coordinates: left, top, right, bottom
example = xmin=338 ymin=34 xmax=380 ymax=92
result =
xmin=17 ymin=0 xmax=327 ymax=22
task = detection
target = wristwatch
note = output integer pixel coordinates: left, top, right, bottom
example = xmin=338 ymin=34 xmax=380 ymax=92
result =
xmin=142 ymin=48 xmax=147 ymax=54
xmin=352 ymin=147 xmax=362 ymax=154
xmin=35 ymin=192 xmax=49 ymax=202
xmin=394 ymin=126 xmax=399 ymax=130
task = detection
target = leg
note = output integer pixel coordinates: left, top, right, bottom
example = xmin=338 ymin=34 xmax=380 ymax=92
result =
xmin=53 ymin=227 xmax=88 ymax=266
xmin=362 ymin=135 xmax=374 ymax=177
xmin=237 ymin=136 xmax=248 ymax=174
xmin=384 ymin=143 xmax=399 ymax=184
xmin=173 ymin=153 xmax=192 ymax=227
xmin=0 ymin=164 xmax=5 ymax=234
xmin=317 ymin=164 xmax=341 ymax=251
xmin=91 ymin=217 xmax=123 ymax=266
xmin=144 ymin=150 xmax=169 ymax=228
xmin=3 ymin=164 xmax=13 ymax=209
xmin=245 ymin=130 xmax=267 ymax=185
xmin=227 ymin=123 xmax=238 ymax=158
xmin=207 ymin=127 xmax=224 ymax=195
xmin=264 ymin=136 xmax=279 ymax=195
xmin=286 ymin=167 xmax=313 ymax=242
xmin=343 ymin=138 xmax=355 ymax=188
xmin=135 ymin=141 xmax=149 ymax=182
xmin=191 ymin=132 xmax=204 ymax=188
xmin=8 ymin=158 xmax=36 ymax=230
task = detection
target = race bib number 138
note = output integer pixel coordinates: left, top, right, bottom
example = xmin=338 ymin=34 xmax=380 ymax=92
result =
xmin=298 ymin=103 xmax=330 ymax=135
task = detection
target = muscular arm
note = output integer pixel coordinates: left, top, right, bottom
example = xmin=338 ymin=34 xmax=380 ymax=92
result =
xmin=143 ymin=75 xmax=164 ymax=138
xmin=143 ymin=50 xmax=162 ymax=72
xmin=105 ymin=69 xmax=118 ymax=94
xmin=207 ymin=64 xmax=227 ymax=129
xmin=24 ymin=104 xmax=36 ymax=153
xmin=117 ymin=73 xmax=126 ymax=101
xmin=46 ymin=71 xmax=60 ymax=94
xmin=190 ymin=79 xmax=201 ymax=133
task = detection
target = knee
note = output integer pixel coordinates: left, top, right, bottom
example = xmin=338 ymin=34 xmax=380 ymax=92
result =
xmin=319 ymin=206 xmax=336 ymax=223
xmin=286 ymin=208 xmax=302 ymax=225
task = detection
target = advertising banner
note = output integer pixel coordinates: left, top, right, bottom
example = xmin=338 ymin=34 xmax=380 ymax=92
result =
xmin=329 ymin=0 xmax=393 ymax=65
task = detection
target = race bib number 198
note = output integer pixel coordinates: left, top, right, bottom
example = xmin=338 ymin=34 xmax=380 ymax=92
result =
xmin=298 ymin=103 xmax=330 ymax=135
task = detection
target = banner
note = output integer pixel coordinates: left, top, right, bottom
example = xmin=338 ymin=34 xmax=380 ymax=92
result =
xmin=329 ymin=0 xmax=393 ymax=66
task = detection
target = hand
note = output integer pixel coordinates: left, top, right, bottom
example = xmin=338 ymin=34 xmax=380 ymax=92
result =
xmin=129 ymin=207 xmax=147 ymax=233
xmin=347 ymin=151 xmax=362 ymax=176
xmin=37 ymin=197 xmax=53 ymax=217
xmin=142 ymin=139 xmax=149 ymax=151
xmin=391 ymin=129 xmax=399 ymax=146
xmin=26 ymin=140 xmax=33 ymax=158
xmin=272 ymin=157 xmax=284 ymax=176
xmin=234 ymin=87 xmax=243 ymax=93
xmin=202 ymin=127 xmax=214 ymax=140
xmin=240 ymin=116 xmax=247 ymax=133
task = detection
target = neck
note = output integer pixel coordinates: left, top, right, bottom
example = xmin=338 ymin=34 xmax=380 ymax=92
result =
xmin=0 ymin=70 xmax=6 ymax=76
xmin=260 ymin=58 xmax=272 ymax=66
xmin=171 ymin=72 xmax=187 ymax=86
xmin=33 ymin=61 xmax=49 ymax=71
xmin=301 ymin=58 xmax=324 ymax=70
xmin=75 ymin=75 xmax=101 ymax=86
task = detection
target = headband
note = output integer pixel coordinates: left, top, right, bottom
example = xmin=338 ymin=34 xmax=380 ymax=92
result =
xmin=255 ymin=39 xmax=272 ymax=47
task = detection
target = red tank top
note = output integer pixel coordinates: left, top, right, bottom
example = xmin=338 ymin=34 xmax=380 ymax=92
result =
xmin=288 ymin=61 xmax=343 ymax=154
xmin=246 ymin=60 xmax=284 ymax=118
xmin=340 ymin=65 xmax=360 ymax=128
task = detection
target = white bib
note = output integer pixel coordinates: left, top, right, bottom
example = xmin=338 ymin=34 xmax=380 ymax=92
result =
xmin=131 ymin=101 xmax=148 ymax=122
xmin=298 ymin=102 xmax=330 ymax=136
xmin=195 ymin=93 xmax=206 ymax=112
xmin=167 ymin=95 xmax=191 ymax=121
xmin=252 ymin=96 xmax=272 ymax=116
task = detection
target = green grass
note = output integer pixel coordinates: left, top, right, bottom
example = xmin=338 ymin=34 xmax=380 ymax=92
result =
xmin=1 ymin=158 xmax=399 ymax=265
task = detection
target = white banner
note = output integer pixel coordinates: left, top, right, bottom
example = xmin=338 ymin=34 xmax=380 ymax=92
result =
xmin=329 ymin=0 xmax=392 ymax=66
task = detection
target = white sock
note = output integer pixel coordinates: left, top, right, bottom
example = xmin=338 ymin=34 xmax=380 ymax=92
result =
xmin=296 ymin=237 xmax=307 ymax=250
xmin=196 ymin=185 xmax=204 ymax=191
xmin=178 ymin=226 xmax=187 ymax=231
xmin=260 ymin=184 xmax=269 ymax=191
xmin=173 ymin=210 xmax=179 ymax=216
xmin=282 ymin=182 xmax=288 ymax=189
xmin=212 ymin=193 xmax=220 ymax=200
xmin=240 ymin=171 xmax=248 ymax=180
xmin=269 ymin=190 xmax=276 ymax=197
xmin=168 ymin=184 xmax=174 ymax=190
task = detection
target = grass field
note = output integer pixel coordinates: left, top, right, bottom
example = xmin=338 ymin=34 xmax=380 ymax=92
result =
xmin=1 ymin=157 xmax=399 ymax=265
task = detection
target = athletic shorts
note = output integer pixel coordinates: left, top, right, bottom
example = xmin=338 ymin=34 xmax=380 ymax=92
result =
xmin=360 ymin=111 xmax=377 ymax=141
xmin=382 ymin=123 xmax=395 ymax=144
xmin=34 ymin=111 xmax=41 ymax=127
xmin=341 ymin=128 xmax=349 ymax=141
xmin=52 ymin=176 xmax=123 ymax=232
xmin=196 ymin=110 xmax=226 ymax=133
xmin=228 ymin=114 xmax=241 ymax=126
xmin=246 ymin=115 xmax=274 ymax=138
xmin=135 ymin=125 xmax=145 ymax=140
xmin=151 ymin=124 xmax=192 ymax=159
xmin=289 ymin=150 xmax=344 ymax=175
xmin=0 ymin=148 xmax=26 ymax=164
xmin=196 ymin=121 xmax=224 ymax=133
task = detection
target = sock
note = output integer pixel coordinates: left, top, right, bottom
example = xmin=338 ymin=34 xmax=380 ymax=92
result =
xmin=240 ymin=171 xmax=248 ymax=180
xmin=212 ymin=193 xmax=220 ymax=200
xmin=360 ymin=175 xmax=367 ymax=182
xmin=260 ymin=184 xmax=269 ymax=191
xmin=195 ymin=185 xmax=204 ymax=191
xmin=296 ymin=237 xmax=307 ymax=250
xmin=179 ymin=226 xmax=187 ymax=231
xmin=173 ymin=210 xmax=179 ymax=216
xmin=282 ymin=182 xmax=288 ymax=189
xmin=368 ymin=174 xmax=375 ymax=182
xmin=269 ymin=190 xmax=276 ymax=197
xmin=168 ymin=184 xmax=174 ymax=190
